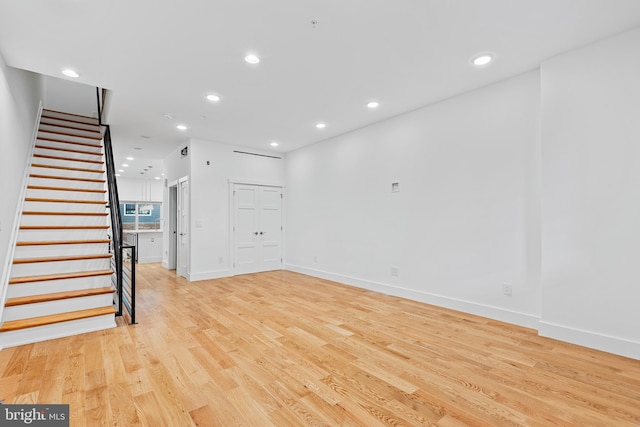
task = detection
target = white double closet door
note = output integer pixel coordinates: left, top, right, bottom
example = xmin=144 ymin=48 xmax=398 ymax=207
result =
xmin=233 ymin=184 xmax=283 ymax=274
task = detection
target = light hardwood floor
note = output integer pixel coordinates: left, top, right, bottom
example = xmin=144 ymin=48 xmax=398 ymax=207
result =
xmin=1 ymin=264 xmax=639 ymax=426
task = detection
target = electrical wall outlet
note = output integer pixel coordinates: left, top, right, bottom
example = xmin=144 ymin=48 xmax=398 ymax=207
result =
xmin=503 ymin=283 xmax=512 ymax=296
xmin=218 ymin=256 xmax=223 ymax=263
xmin=314 ymin=256 xmax=318 ymax=263
xmin=391 ymin=267 xmax=399 ymax=277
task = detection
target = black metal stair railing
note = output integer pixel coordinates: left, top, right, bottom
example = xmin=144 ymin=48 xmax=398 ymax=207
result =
xmin=97 ymin=87 xmax=136 ymax=324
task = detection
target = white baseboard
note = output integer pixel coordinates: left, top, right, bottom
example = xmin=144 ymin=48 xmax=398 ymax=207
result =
xmin=538 ymin=321 xmax=640 ymax=360
xmin=285 ymin=264 xmax=640 ymax=360
xmin=188 ymin=269 xmax=231 ymax=282
xmin=285 ymin=264 xmax=538 ymax=329
xmin=138 ymin=256 xmax=163 ymax=264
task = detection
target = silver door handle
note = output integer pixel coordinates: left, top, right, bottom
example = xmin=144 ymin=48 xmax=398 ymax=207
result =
xmin=259 ymin=231 xmax=265 ymax=235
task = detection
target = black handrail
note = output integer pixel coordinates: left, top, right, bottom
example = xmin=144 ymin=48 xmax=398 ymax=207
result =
xmin=97 ymin=87 xmax=136 ymax=324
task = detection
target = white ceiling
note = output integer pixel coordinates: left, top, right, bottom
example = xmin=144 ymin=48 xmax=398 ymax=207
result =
xmin=2 ymin=0 xmax=640 ymax=168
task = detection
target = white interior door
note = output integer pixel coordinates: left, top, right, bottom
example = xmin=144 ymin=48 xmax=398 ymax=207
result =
xmin=233 ymin=184 xmax=282 ymax=274
xmin=259 ymin=187 xmax=283 ymax=271
xmin=177 ymin=178 xmax=189 ymax=279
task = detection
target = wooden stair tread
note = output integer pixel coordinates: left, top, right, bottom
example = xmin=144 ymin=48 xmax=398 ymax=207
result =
xmin=35 ymin=144 xmax=102 ymax=156
xmin=20 ymin=225 xmax=109 ymax=230
xmin=37 ymin=137 xmax=102 ymax=149
xmin=29 ymin=173 xmax=105 ymax=183
xmin=14 ymin=253 xmax=112 ymax=264
xmin=33 ymin=153 xmax=104 ymax=165
xmin=31 ymin=164 xmax=105 ymax=174
xmin=0 ymin=306 xmax=116 ymax=332
xmin=43 ymin=109 xmax=99 ymax=121
xmin=25 ymin=197 xmax=107 ymax=205
xmin=17 ymin=239 xmax=110 ymax=246
xmin=38 ymin=129 xmax=102 ymax=140
xmin=39 ymin=120 xmax=101 ymax=133
xmin=39 ymin=124 xmax=102 ymax=137
xmin=9 ymin=270 xmax=113 ymax=284
xmin=5 ymin=287 xmax=115 ymax=307
xmin=28 ymin=185 xmax=106 ymax=194
xmin=22 ymin=211 xmax=108 ymax=216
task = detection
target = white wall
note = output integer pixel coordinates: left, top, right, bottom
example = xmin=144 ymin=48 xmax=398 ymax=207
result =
xmin=162 ymin=139 xmax=284 ymax=279
xmin=0 ymin=57 xmax=43 ymax=294
xmin=43 ymin=76 xmax=97 ymax=117
xmin=285 ymin=70 xmax=542 ymax=328
xmin=540 ymin=28 xmax=640 ymax=358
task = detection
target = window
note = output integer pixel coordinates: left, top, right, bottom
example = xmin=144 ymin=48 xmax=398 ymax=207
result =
xmin=120 ymin=202 xmax=161 ymax=230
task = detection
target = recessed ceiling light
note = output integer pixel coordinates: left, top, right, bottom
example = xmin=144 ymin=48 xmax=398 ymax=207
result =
xmin=155 ymin=177 xmax=161 ymax=180
xmin=244 ymin=54 xmax=260 ymax=64
xmin=206 ymin=94 xmax=221 ymax=102
xmin=315 ymin=122 xmax=327 ymax=129
xmin=472 ymin=54 xmax=493 ymax=66
xmin=115 ymin=174 xmax=121 ymax=177
xmin=270 ymin=141 xmax=279 ymax=147
xmin=118 ymin=169 xmax=124 ymax=173
xmin=62 ymin=69 xmax=79 ymax=78
xmin=176 ymin=124 xmax=188 ymax=131
xmin=126 ymin=157 xmax=134 ymax=161
xmin=367 ymin=101 xmax=380 ymax=109
xmin=122 ymin=164 xmax=129 ymax=167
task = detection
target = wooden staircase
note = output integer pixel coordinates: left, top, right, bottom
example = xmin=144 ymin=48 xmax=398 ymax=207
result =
xmin=0 ymin=109 xmax=117 ymax=349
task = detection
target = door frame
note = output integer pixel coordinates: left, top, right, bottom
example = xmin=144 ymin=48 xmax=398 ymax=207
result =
xmin=228 ymin=178 xmax=284 ymax=276
xmin=167 ymin=183 xmax=178 ymax=270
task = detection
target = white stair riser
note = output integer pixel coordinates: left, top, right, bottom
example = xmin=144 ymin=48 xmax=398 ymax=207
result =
xmin=27 ymin=188 xmax=105 ymax=201
xmin=14 ymin=243 xmax=110 ymax=259
xmin=3 ymin=294 xmax=114 ymax=321
xmin=34 ymin=147 xmax=103 ymax=163
xmin=36 ymin=139 xmax=102 ymax=155
xmin=17 ymin=229 xmax=109 ymax=241
xmin=28 ymin=177 xmax=106 ymax=191
xmin=41 ymin=111 xmax=98 ymax=125
xmin=7 ymin=275 xmax=112 ymax=298
xmin=11 ymin=258 xmax=112 ymax=277
xmin=37 ymin=131 xmax=102 ymax=146
xmin=39 ymin=125 xmax=102 ymax=140
xmin=29 ymin=166 xmax=104 ymax=181
xmin=23 ymin=201 xmax=106 ymax=213
xmin=39 ymin=117 xmax=100 ymax=132
xmin=20 ymin=215 xmax=108 ymax=227
xmin=30 ymin=157 xmax=104 ymax=171
xmin=0 ymin=314 xmax=116 ymax=350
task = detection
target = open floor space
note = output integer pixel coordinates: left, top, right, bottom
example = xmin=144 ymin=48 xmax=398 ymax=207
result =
xmin=1 ymin=264 xmax=639 ymax=426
